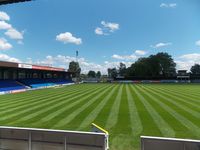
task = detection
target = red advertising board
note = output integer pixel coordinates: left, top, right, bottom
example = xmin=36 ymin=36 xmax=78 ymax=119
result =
xmin=32 ymin=65 xmax=65 ymax=71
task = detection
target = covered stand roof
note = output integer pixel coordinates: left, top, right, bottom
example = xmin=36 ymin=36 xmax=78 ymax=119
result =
xmin=0 ymin=0 xmax=31 ymax=5
xmin=0 ymin=60 xmax=67 ymax=72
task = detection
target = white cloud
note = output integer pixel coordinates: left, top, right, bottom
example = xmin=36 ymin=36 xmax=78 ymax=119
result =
xmin=0 ymin=21 xmax=12 ymax=30
xmin=34 ymin=54 xmax=133 ymax=74
xmin=111 ymin=50 xmax=147 ymax=60
xmin=135 ymin=50 xmax=147 ymax=55
xmin=101 ymin=21 xmax=119 ymax=32
xmin=0 ymin=53 xmax=134 ymax=75
xmin=5 ymin=28 xmax=23 ymax=40
xmin=103 ymin=61 xmax=132 ymax=72
xmin=0 ymin=12 xmax=25 ymax=44
xmin=0 ymin=53 xmax=20 ymax=62
xmin=160 ymin=3 xmax=177 ymax=8
xmin=179 ymin=53 xmax=200 ymax=61
xmin=169 ymin=3 xmax=177 ymax=8
xmin=0 ymin=11 xmax=10 ymax=21
xmin=175 ymin=60 xmax=194 ymax=71
xmin=95 ymin=21 xmax=119 ymax=35
xmin=56 ymin=32 xmax=82 ymax=45
xmin=95 ymin=27 xmax=104 ymax=35
xmin=80 ymin=60 xmax=132 ymax=74
xmin=0 ymin=38 xmax=12 ymax=50
xmin=176 ymin=53 xmax=200 ymax=71
xmin=112 ymin=54 xmax=137 ymax=60
xmin=151 ymin=42 xmax=172 ymax=48
xmin=195 ymin=40 xmax=200 ymax=47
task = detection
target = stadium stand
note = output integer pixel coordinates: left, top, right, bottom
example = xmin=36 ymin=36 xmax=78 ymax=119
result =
xmin=47 ymin=78 xmax=74 ymax=85
xmin=0 ymin=80 xmax=27 ymax=92
xmin=18 ymin=78 xmax=73 ymax=88
xmin=0 ymin=61 xmax=73 ymax=94
xmin=18 ymin=78 xmax=56 ymax=88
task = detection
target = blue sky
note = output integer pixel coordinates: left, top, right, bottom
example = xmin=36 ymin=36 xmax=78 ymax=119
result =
xmin=0 ymin=0 xmax=200 ymax=74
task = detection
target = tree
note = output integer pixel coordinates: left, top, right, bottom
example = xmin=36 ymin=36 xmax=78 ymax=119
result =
xmin=107 ymin=68 xmax=118 ymax=78
xmin=125 ymin=52 xmax=176 ymax=78
xmin=88 ymin=70 xmax=96 ymax=78
xmin=80 ymin=74 xmax=87 ymax=80
xmin=191 ymin=64 xmax=200 ymax=74
xmin=107 ymin=68 xmax=112 ymax=78
xmin=96 ymin=71 xmax=101 ymax=78
xmin=132 ymin=57 xmax=151 ymax=77
xmin=68 ymin=61 xmax=81 ymax=78
xmin=119 ymin=62 xmax=126 ymax=76
xmin=153 ymin=52 xmax=176 ymax=77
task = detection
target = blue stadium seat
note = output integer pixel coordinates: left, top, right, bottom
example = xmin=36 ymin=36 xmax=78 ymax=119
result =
xmin=18 ymin=78 xmax=73 ymax=88
xmin=0 ymin=80 xmax=27 ymax=92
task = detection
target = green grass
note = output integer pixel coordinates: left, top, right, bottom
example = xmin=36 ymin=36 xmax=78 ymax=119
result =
xmin=0 ymin=83 xmax=200 ymax=150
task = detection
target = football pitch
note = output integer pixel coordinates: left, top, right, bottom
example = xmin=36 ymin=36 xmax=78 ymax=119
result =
xmin=0 ymin=83 xmax=200 ymax=150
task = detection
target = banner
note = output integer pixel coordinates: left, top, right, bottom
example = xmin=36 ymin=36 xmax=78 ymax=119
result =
xmin=18 ymin=64 xmax=32 ymax=69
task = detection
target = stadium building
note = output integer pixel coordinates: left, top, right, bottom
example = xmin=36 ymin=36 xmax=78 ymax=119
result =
xmin=0 ymin=60 xmax=73 ymax=94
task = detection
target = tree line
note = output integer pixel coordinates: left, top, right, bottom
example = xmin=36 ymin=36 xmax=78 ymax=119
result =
xmin=108 ymin=52 xmax=200 ymax=80
xmin=67 ymin=61 xmax=102 ymax=78
xmin=67 ymin=52 xmax=200 ymax=80
xmin=108 ymin=52 xmax=176 ymax=79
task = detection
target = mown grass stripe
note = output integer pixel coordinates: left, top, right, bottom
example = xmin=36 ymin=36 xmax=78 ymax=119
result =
xmin=41 ymin=85 xmax=112 ymax=131
xmin=150 ymin=85 xmax=200 ymax=108
xmin=154 ymin=85 xmax=200 ymax=104
xmin=0 ymin=85 xmax=96 ymax=122
xmin=78 ymin=84 xmax=119 ymax=130
xmin=133 ymin=85 xmax=175 ymax=137
xmin=139 ymin=85 xmax=200 ymax=131
xmin=0 ymin=85 xmax=93 ymax=111
xmin=0 ymin=84 xmax=82 ymax=102
xmin=155 ymin=85 xmax=200 ymax=97
xmin=137 ymin=85 xmax=200 ymax=138
xmin=105 ymin=84 xmax=123 ymax=129
xmin=143 ymin=85 xmax=200 ymax=119
xmin=0 ymin=85 xmax=93 ymax=115
xmin=0 ymin=84 xmax=89 ymax=106
xmin=9 ymin=84 xmax=107 ymax=125
xmin=0 ymin=83 xmax=199 ymax=150
xmin=110 ymin=84 xmax=134 ymax=150
xmin=153 ymin=88 xmax=200 ymax=110
xmin=0 ymin=84 xmax=97 ymax=104
xmin=32 ymin=84 xmax=110 ymax=126
xmin=67 ymin=86 xmax=115 ymax=130
xmin=131 ymin=85 xmax=192 ymax=140
xmin=126 ymin=84 xmax=143 ymax=136
xmin=52 ymin=84 xmax=114 ymax=129
xmin=92 ymin=85 xmax=120 ymax=128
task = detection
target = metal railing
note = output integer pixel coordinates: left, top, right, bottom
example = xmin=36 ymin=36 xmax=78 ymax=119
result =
xmin=0 ymin=126 xmax=109 ymax=150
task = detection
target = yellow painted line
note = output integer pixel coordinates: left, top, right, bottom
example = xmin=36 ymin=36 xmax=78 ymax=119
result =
xmin=92 ymin=123 xmax=109 ymax=135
